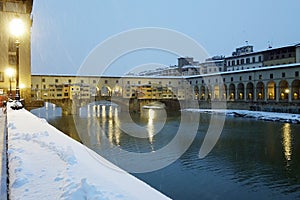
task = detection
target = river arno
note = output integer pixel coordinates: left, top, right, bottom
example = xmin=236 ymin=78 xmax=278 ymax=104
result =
xmin=31 ymin=102 xmax=300 ymax=200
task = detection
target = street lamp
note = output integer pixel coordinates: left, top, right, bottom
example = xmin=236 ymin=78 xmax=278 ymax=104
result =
xmin=9 ymin=18 xmax=25 ymax=101
xmin=5 ymin=68 xmax=15 ymax=99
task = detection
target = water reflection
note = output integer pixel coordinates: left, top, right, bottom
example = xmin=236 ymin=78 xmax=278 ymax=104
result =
xmin=82 ymin=104 xmax=121 ymax=147
xmin=32 ymin=102 xmax=62 ymax=119
xmin=147 ymin=109 xmax=155 ymax=150
xmin=282 ymin=123 xmax=292 ymax=164
xmin=78 ymin=101 xmax=168 ymax=153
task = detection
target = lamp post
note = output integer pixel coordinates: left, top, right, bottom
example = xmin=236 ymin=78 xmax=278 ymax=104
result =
xmin=9 ymin=18 xmax=24 ymax=101
xmin=5 ymin=68 xmax=14 ymax=99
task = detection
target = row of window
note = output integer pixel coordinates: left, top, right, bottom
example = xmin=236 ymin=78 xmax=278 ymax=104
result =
xmin=267 ymin=53 xmax=293 ymax=60
xmin=189 ymin=71 xmax=299 ymax=84
xmin=227 ymin=65 xmax=261 ymax=71
xmin=227 ymin=56 xmax=262 ymax=67
xmin=44 ymin=78 xmax=99 ymax=84
xmin=39 ymin=78 xmax=179 ymax=86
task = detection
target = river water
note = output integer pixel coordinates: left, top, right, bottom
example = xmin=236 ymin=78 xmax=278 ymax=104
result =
xmin=31 ymin=102 xmax=300 ymax=200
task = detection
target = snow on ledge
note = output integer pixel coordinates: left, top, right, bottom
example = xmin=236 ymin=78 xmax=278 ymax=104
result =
xmin=182 ymin=109 xmax=300 ymax=124
xmin=7 ymin=106 xmax=170 ymax=200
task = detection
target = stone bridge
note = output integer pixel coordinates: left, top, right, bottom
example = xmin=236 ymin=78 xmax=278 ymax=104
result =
xmin=44 ymin=99 xmax=94 ymax=115
xmin=42 ymin=97 xmax=181 ymax=115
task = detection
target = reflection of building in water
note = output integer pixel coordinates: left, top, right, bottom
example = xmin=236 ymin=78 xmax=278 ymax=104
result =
xmin=114 ymin=107 xmax=121 ymax=146
xmin=147 ymin=109 xmax=155 ymax=146
xmin=282 ymin=123 xmax=292 ymax=163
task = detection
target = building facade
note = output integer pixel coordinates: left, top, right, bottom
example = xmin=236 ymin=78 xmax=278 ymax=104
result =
xmin=226 ymin=46 xmax=263 ymax=72
xmin=0 ymin=0 xmax=33 ymax=101
xmin=31 ymin=75 xmax=189 ymax=101
xmin=200 ymin=56 xmax=225 ymax=74
xmin=188 ymin=63 xmax=300 ymax=103
xmin=31 ymin=62 xmax=300 ymax=105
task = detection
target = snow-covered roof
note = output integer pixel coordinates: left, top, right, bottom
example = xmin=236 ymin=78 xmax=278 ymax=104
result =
xmin=181 ymin=65 xmax=199 ymax=69
xmin=225 ymin=42 xmax=300 ymax=59
xmin=186 ymin=62 xmax=300 ymax=78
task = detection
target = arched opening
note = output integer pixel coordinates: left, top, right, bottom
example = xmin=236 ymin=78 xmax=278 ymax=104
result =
xmin=279 ymin=80 xmax=289 ymax=101
xmin=100 ymin=85 xmax=111 ymax=96
xmin=194 ymin=85 xmax=199 ymax=100
xmin=292 ymin=80 xmax=300 ymax=100
xmin=221 ymin=84 xmax=227 ymax=100
xmin=267 ymin=81 xmax=276 ymax=100
xmin=207 ymin=85 xmax=212 ymax=100
xmin=229 ymin=84 xmax=235 ymax=100
xmin=256 ymin=82 xmax=264 ymax=100
xmin=246 ymin=82 xmax=254 ymax=101
xmin=200 ymin=85 xmax=205 ymax=100
xmin=214 ymin=85 xmax=220 ymax=100
xmin=237 ymin=83 xmax=244 ymax=100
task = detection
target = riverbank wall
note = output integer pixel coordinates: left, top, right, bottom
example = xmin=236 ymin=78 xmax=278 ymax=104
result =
xmin=194 ymin=101 xmax=300 ymax=114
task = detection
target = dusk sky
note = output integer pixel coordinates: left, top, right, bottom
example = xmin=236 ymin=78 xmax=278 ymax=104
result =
xmin=31 ymin=0 xmax=300 ymax=75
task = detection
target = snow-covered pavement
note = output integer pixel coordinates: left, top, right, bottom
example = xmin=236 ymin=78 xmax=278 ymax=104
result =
xmin=182 ymin=109 xmax=300 ymax=123
xmin=6 ymin=106 xmax=170 ymax=200
xmin=0 ymin=110 xmax=7 ymax=200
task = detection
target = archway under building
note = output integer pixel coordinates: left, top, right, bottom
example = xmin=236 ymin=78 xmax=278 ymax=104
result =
xmin=267 ymin=81 xmax=276 ymax=100
xmin=246 ymin=82 xmax=254 ymax=101
xmin=194 ymin=85 xmax=199 ymax=100
xmin=200 ymin=85 xmax=205 ymax=100
xmin=279 ymin=80 xmax=289 ymax=101
xmin=256 ymin=82 xmax=264 ymax=101
xmin=292 ymin=80 xmax=300 ymax=100
xmin=229 ymin=84 xmax=235 ymax=100
xmin=221 ymin=84 xmax=227 ymax=100
xmin=207 ymin=85 xmax=212 ymax=100
xmin=214 ymin=85 xmax=220 ymax=100
xmin=237 ymin=83 xmax=244 ymax=100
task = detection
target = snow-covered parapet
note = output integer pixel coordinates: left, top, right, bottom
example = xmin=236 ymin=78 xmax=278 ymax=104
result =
xmin=7 ymin=106 xmax=170 ymax=200
xmin=182 ymin=109 xmax=300 ymax=124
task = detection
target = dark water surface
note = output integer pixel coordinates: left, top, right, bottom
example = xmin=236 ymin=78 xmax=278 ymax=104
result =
xmin=31 ymin=102 xmax=300 ymax=200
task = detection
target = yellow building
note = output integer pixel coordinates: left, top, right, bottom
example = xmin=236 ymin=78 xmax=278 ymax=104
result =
xmin=70 ymin=84 xmax=90 ymax=100
xmin=0 ymin=0 xmax=33 ymax=102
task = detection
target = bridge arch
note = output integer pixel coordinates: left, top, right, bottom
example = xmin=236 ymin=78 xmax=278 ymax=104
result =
xmin=100 ymin=85 xmax=112 ymax=96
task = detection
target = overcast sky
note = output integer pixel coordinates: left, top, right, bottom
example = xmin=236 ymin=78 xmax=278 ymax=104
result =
xmin=31 ymin=0 xmax=300 ymax=75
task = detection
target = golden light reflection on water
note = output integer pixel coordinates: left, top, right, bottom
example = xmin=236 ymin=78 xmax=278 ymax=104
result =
xmin=282 ymin=123 xmax=292 ymax=163
xmin=84 ymin=104 xmax=162 ymax=150
xmin=147 ymin=109 xmax=155 ymax=147
xmin=98 ymin=105 xmax=120 ymax=147
xmin=114 ymin=107 xmax=121 ymax=146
